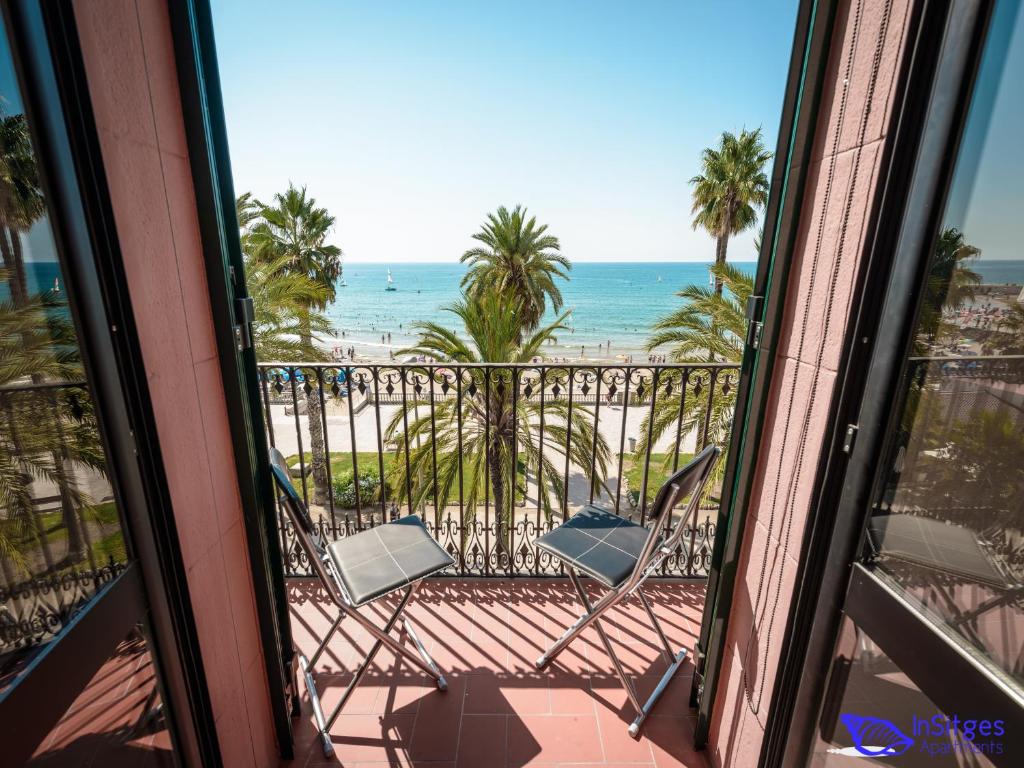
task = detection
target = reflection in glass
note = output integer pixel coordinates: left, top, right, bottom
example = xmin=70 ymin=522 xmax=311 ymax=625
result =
xmin=26 ymin=626 xmax=175 ymax=767
xmin=0 ymin=23 xmax=125 ymax=690
xmin=866 ymin=0 xmax=1024 ymax=690
xmin=809 ymin=618 xmax=1005 ymax=767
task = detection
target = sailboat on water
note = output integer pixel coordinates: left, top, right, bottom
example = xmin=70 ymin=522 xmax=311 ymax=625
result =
xmin=385 ymin=268 xmax=397 ymax=292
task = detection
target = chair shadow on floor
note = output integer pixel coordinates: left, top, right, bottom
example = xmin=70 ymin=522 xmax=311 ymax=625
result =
xmin=285 ymin=578 xmax=708 ymax=767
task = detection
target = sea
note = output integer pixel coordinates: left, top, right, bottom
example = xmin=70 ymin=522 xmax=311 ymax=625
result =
xmin=15 ymin=259 xmax=1024 ymax=362
xmin=325 ymin=261 xmax=756 ymax=361
xmin=324 ymin=259 xmax=1024 ymax=361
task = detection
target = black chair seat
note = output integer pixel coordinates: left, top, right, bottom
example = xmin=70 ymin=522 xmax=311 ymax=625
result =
xmin=868 ymin=513 xmax=1010 ymax=587
xmin=535 ymin=505 xmax=653 ymax=588
xmin=327 ymin=516 xmax=454 ymax=606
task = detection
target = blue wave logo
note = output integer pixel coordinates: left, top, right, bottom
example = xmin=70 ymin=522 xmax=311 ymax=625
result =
xmin=839 ymin=714 xmax=914 ymax=757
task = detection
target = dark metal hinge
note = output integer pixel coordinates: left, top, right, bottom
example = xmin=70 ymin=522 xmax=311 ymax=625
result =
xmin=746 ymin=294 xmax=765 ymax=350
xmin=234 ymin=296 xmax=255 ymax=351
xmin=842 ymin=424 xmax=859 ymax=454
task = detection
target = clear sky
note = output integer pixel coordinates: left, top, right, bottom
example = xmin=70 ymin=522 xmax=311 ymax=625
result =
xmin=212 ymin=0 xmax=799 ymax=263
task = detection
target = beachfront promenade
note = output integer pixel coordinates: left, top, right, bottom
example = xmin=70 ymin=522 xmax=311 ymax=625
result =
xmin=265 ymin=396 xmax=699 ymax=513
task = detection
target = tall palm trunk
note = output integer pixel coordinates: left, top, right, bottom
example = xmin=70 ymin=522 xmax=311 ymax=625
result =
xmin=3 ymin=227 xmax=87 ymax=564
xmin=300 ymin=326 xmax=329 ymax=507
xmin=487 ymin=439 xmax=510 ymax=565
xmin=713 ymin=197 xmax=737 ymax=297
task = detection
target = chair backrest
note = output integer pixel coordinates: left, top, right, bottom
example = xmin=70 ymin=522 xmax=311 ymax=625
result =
xmin=268 ymin=447 xmax=346 ymax=605
xmin=629 ymin=444 xmax=720 ymax=587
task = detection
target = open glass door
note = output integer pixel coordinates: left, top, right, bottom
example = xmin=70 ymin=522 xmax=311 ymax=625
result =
xmin=0 ymin=2 xmax=213 ymax=764
xmin=807 ymin=0 xmax=1024 ymax=764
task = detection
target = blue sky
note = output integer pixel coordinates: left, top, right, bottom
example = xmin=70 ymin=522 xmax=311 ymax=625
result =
xmin=213 ymin=1 xmax=799 ymax=263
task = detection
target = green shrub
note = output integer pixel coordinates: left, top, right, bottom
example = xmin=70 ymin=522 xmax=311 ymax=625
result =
xmin=331 ymin=467 xmax=385 ymax=508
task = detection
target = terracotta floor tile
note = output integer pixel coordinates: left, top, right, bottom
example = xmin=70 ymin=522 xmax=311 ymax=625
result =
xmin=311 ymin=673 xmax=385 ymax=716
xmin=547 ymin=676 xmax=596 ymax=715
xmin=456 ymin=714 xmax=507 ymax=768
xmin=407 ymin=676 xmax=467 ymax=761
xmin=428 ymin=638 xmax=510 ymax=675
xmin=507 ymin=714 xmax=604 ymax=765
xmin=645 ymin=716 xmax=707 ymax=768
xmin=286 ymin=579 xmax=706 ymax=768
xmin=465 ymin=674 xmax=551 ymax=715
xmin=316 ymin=713 xmax=416 ymax=764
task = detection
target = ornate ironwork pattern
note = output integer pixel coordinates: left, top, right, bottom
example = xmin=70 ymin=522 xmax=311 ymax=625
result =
xmin=0 ymin=560 xmax=126 ymax=651
xmin=258 ymin=362 xmax=738 ymax=578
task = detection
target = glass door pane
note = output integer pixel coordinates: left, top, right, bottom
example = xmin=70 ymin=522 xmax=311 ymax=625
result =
xmin=809 ymin=617 xmax=1007 ymax=766
xmin=26 ymin=626 xmax=175 ymax=767
xmin=865 ymin=0 xmax=1024 ymax=692
xmin=0 ymin=9 xmax=180 ymax=765
xmin=0 ymin=20 xmax=127 ymax=690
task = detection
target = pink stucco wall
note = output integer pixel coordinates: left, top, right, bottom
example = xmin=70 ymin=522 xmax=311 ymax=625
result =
xmin=72 ymin=1 xmax=277 ymax=765
xmin=706 ymin=0 xmax=914 ymax=765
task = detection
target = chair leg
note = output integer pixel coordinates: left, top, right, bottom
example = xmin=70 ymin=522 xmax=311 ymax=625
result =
xmin=308 ymin=612 xmax=345 ymax=670
xmin=566 ymin=569 xmax=643 ymax=715
xmin=341 ymin=585 xmax=449 ymax=686
xmin=536 ymin=579 xmax=627 ymax=669
xmin=322 ymin=587 xmax=417 ymax=739
xmin=302 ymin=583 xmax=448 ymax=758
xmin=627 ymin=586 xmax=689 ymax=737
xmin=536 ymin=572 xmax=691 ymax=738
xmin=628 ymin=648 xmax=688 ymax=738
xmin=637 ymin=587 xmax=676 ymax=664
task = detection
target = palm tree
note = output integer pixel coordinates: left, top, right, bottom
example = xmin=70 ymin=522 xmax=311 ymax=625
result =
xmin=916 ymin=227 xmax=981 ymax=350
xmin=0 ymin=279 xmax=103 ymax=575
xmin=460 ymin=205 xmax=570 ymax=336
xmin=996 ymin=302 xmax=1024 ymax=354
xmin=0 ymin=112 xmax=44 ymax=307
xmin=244 ymin=253 xmax=333 ymax=362
xmin=690 ymin=129 xmax=771 ymax=295
xmin=248 ymin=185 xmax=342 ymax=506
xmin=0 ymin=112 xmax=98 ymax=563
xmin=385 ymin=288 xmax=610 ymax=561
xmin=635 ymin=262 xmax=753 ymax=495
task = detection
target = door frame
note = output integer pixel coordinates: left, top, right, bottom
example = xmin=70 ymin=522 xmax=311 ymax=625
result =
xmin=0 ymin=0 xmax=220 ymax=764
xmin=690 ymin=0 xmax=841 ymax=746
xmin=761 ymin=0 xmax=1023 ymax=764
xmin=167 ymin=0 xmax=297 ymax=758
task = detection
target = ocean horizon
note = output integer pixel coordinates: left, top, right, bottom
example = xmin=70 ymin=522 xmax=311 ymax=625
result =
xmin=321 ymin=260 xmax=1024 ymax=361
xmin=326 ymin=261 xmax=752 ymax=360
xmin=17 ymin=258 xmax=1023 ymax=362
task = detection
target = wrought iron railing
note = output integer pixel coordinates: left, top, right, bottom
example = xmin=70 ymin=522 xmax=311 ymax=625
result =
xmin=258 ymin=362 xmax=739 ymax=578
xmin=0 ymin=380 xmax=126 ymax=657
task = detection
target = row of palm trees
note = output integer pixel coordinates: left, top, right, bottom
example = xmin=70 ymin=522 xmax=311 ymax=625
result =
xmin=0 ymin=111 xmax=105 ymax=576
xmin=237 ymin=186 xmax=341 ymax=506
xmin=242 ymin=129 xmax=773 ymax=554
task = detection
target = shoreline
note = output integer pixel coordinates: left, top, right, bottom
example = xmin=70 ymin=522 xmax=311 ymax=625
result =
xmin=316 ymin=333 xmax=664 ymax=365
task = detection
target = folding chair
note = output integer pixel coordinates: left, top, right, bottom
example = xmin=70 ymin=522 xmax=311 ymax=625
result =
xmin=269 ymin=448 xmax=453 ymax=757
xmin=867 ymin=513 xmax=1024 ymax=639
xmin=533 ymin=445 xmax=720 ymax=737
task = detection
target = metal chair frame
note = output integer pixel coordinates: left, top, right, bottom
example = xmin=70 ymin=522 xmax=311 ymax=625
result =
xmin=535 ymin=445 xmax=720 ymax=737
xmin=269 ymin=449 xmax=448 ymax=758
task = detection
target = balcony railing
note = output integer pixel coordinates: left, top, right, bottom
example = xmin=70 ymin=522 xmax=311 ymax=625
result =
xmin=0 ymin=381 xmax=126 ymax=658
xmin=258 ymin=362 xmax=739 ymax=579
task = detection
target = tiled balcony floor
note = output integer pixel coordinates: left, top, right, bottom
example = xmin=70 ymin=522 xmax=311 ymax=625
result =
xmin=285 ymin=578 xmax=708 ymax=768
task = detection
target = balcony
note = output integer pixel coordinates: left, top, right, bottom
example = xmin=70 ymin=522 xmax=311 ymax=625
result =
xmin=285 ymin=578 xmax=708 ymax=767
xmin=261 ymin=361 xmax=729 ymax=766
xmin=258 ymin=362 xmax=736 ymax=579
